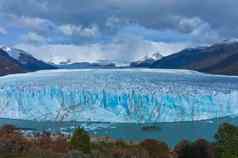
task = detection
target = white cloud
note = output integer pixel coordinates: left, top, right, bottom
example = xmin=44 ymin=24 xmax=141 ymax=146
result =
xmin=190 ymin=21 xmax=220 ymax=43
xmin=178 ymin=17 xmax=203 ymax=33
xmin=0 ymin=27 xmax=7 ymax=35
xmin=106 ymin=16 xmax=124 ymax=28
xmin=15 ymin=43 xmax=104 ymax=63
xmin=15 ymin=39 xmax=188 ymax=64
xmin=9 ymin=15 xmax=55 ymax=33
xmin=59 ymin=25 xmax=79 ymax=36
xmin=178 ymin=17 xmax=221 ymax=43
xmin=59 ymin=24 xmax=99 ymax=38
xmin=21 ymin=32 xmax=47 ymax=44
xmin=147 ymin=41 xmax=189 ymax=56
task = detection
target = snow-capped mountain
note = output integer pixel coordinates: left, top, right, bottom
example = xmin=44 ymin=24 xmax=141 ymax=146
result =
xmin=151 ymin=52 xmax=163 ymax=60
xmin=58 ymin=59 xmax=73 ymax=65
xmin=2 ymin=46 xmax=24 ymax=61
xmin=151 ymin=41 xmax=238 ymax=75
xmin=130 ymin=52 xmax=163 ymax=67
xmin=51 ymin=58 xmax=127 ymax=68
xmin=0 ymin=46 xmax=56 ymax=76
xmin=0 ymin=48 xmax=26 ymax=76
xmin=55 ymin=62 xmax=116 ymax=69
xmin=52 ymin=59 xmax=117 ymax=69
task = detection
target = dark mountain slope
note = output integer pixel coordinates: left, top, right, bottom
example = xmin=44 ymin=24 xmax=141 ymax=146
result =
xmin=151 ymin=42 xmax=238 ymax=75
xmin=0 ymin=47 xmax=56 ymax=76
xmin=0 ymin=49 xmax=26 ymax=76
xmin=1 ymin=47 xmax=56 ymax=71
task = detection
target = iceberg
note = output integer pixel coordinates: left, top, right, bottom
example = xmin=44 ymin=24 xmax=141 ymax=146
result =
xmin=0 ymin=69 xmax=238 ymax=123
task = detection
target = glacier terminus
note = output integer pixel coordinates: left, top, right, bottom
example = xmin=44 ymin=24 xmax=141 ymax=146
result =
xmin=0 ymin=69 xmax=238 ymax=123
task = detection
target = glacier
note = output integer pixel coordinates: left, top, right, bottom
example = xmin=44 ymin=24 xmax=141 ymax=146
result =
xmin=0 ymin=69 xmax=238 ymax=123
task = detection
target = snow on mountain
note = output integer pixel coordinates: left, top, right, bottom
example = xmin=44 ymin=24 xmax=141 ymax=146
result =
xmin=0 ymin=69 xmax=238 ymax=123
xmin=151 ymin=52 xmax=163 ymax=60
xmin=0 ymin=46 xmax=56 ymax=72
xmin=151 ymin=41 xmax=238 ymax=75
xmin=0 ymin=48 xmax=26 ymax=76
xmin=1 ymin=46 xmax=32 ymax=62
xmin=130 ymin=52 xmax=163 ymax=67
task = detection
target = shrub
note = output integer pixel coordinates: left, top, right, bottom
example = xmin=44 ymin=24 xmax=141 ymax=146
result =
xmin=70 ymin=127 xmax=91 ymax=153
xmin=112 ymin=146 xmax=149 ymax=158
xmin=193 ymin=139 xmax=215 ymax=158
xmin=140 ymin=139 xmax=170 ymax=158
xmin=50 ymin=135 xmax=70 ymax=153
xmin=0 ymin=124 xmax=31 ymax=154
xmin=174 ymin=140 xmax=192 ymax=158
xmin=174 ymin=139 xmax=215 ymax=158
xmin=34 ymin=132 xmax=70 ymax=153
xmin=0 ymin=124 xmax=17 ymax=134
xmin=215 ymin=123 xmax=238 ymax=158
xmin=35 ymin=132 xmax=52 ymax=150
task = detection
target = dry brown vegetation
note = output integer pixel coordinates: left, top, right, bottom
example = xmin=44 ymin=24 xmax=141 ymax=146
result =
xmin=2 ymin=123 xmax=236 ymax=158
xmin=0 ymin=124 xmax=174 ymax=158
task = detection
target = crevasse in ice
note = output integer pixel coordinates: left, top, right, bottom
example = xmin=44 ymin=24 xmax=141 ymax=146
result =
xmin=0 ymin=69 xmax=238 ymax=123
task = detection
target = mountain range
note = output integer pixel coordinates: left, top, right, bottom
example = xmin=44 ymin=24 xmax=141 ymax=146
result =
xmin=1 ymin=41 xmax=238 ymax=76
xmin=53 ymin=59 xmax=116 ymax=69
xmin=0 ymin=47 xmax=56 ymax=76
xmin=150 ymin=41 xmax=238 ymax=75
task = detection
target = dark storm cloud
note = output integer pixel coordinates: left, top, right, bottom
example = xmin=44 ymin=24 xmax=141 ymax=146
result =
xmin=0 ymin=0 xmax=238 ymax=37
xmin=0 ymin=0 xmax=237 ymax=63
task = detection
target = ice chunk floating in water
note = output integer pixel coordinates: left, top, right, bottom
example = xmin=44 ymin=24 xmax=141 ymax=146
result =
xmin=0 ymin=69 xmax=238 ymax=123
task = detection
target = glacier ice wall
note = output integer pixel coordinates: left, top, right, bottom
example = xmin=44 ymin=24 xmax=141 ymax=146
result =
xmin=0 ymin=69 xmax=238 ymax=123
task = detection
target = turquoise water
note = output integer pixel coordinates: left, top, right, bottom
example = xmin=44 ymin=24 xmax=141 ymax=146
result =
xmin=0 ymin=117 xmax=237 ymax=147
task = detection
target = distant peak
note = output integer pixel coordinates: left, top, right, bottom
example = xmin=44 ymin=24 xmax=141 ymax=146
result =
xmin=59 ymin=59 xmax=72 ymax=65
xmin=1 ymin=46 xmax=12 ymax=52
xmin=151 ymin=52 xmax=163 ymax=60
xmin=1 ymin=46 xmax=32 ymax=61
xmin=139 ymin=52 xmax=163 ymax=61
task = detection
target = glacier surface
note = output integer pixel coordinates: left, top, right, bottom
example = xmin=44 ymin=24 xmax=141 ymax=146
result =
xmin=0 ymin=69 xmax=238 ymax=123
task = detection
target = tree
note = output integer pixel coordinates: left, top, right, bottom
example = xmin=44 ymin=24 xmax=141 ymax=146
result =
xmin=140 ymin=139 xmax=170 ymax=158
xmin=70 ymin=127 xmax=91 ymax=153
xmin=215 ymin=123 xmax=238 ymax=158
xmin=174 ymin=139 xmax=215 ymax=158
xmin=174 ymin=140 xmax=193 ymax=158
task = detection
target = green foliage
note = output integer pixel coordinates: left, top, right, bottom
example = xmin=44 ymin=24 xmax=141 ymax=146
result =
xmin=4 ymin=123 xmax=238 ymax=158
xmin=174 ymin=140 xmax=193 ymax=158
xmin=70 ymin=127 xmax=91 ymax=153
xmin=215 ymin=123 xmax=238 ymax=158
xmin=140 ymin=139 xmax=170 ymax=158
xmin=174 ymin=139 xmax=215 ymax=158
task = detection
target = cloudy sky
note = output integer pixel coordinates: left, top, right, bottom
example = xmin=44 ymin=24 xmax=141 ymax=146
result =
xmin=0 ymin=0 xmax=237 ymax=63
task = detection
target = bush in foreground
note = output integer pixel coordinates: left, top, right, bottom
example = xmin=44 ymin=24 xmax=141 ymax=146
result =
xmin=1 ymin=123 xmax=238 ymax=158
xmin=69 ymin=127 xmax=91 ymax=153
xmin=0 ymin=124 xmax=31 ymax=155
xmin=140 ymin=139 xmax=170 ymax=158
xmin=174 ymin=139 xmax=215 ymax=158
xmin=35 ymin=132 xmax=70 ymax=153
xmin=215 ymin=123 xmax=238 ymax=158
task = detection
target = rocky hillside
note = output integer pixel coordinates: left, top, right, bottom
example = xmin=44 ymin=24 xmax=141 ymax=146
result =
xmin=0 ymin=49 xmax=26 ymax=76
xmin=151 ymin=41 xmax=238 ymax=75
xmin=0 ymin=47 xmax=56 ymax=76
